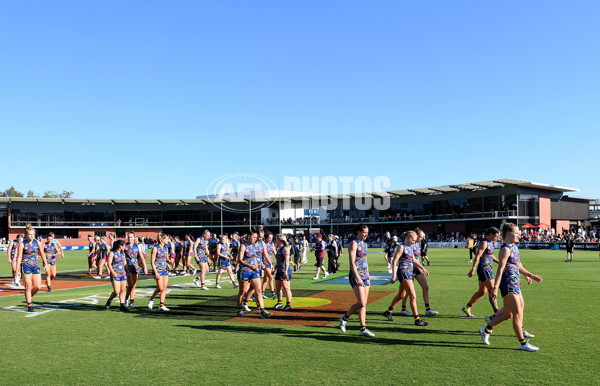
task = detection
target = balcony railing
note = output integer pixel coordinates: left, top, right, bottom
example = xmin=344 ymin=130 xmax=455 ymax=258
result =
xmin=11 ymin=210 xmax=517 ymax=228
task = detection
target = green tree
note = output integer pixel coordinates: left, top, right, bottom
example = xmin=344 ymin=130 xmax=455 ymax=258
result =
xmin=1 ymin=186 xmax=24 ymax=197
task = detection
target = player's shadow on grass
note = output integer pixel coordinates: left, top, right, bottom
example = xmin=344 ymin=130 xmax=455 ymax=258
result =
xmin=175 ymin=324 xmax=512 ymax=350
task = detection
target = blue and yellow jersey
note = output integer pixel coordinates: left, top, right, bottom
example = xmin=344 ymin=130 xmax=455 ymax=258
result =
xmin=353 ymin=238 xmax=368 ymax=278
xmin=241 ymin=242 xmax=258 ymax=272
xmin=219 ymin=243 xmax=229 ymax=259
xmin=124 ymin=242 xmax=140 ymax=268
xmin=255 ymin=240 xmax=265 ymax=265
xmin=412 ymin=243 xmax=421 ymax=259
xmin=196 ymin=238 xmax=207 ymax=257
xmin=266 ymin=241 xmax=275 ymax=260
xmin=111 ymin=251 xmax=126 ymax=275
xmin=154 ymin=245 xmax=169 ymax=270
xmin=397 ymin=243 xmax=414 ymax=271
xmin=44 ymin=242 xmax=59 ymax=258
xmin=21 ymin=239 xmax=39 ymax=266
xmin=478 ymin=240 xmax=495 ymax=271
xmin=10 ymin=240 xmax=20 ymax=260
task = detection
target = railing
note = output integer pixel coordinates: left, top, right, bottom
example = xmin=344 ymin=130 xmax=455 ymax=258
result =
xmin=10 ymin=210 xmax=518 ymax=228
xmin=323 ymin=210 xmax=518 ymax=224
xmin=10 ymin=220 xmax=260 ymax=228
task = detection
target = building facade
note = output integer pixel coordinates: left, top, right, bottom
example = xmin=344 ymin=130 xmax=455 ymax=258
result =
xmin=0 ymin=179 xmax=590 ymax=245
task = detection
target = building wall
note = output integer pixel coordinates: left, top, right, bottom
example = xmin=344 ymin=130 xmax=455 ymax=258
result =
xmin=539 ymin=195 xmax=551 ymax=226
xmin=553 ymin=220 xmax=570 ymax=235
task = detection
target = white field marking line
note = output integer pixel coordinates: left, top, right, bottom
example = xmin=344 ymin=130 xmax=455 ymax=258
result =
xmin=0 ymin=286 xmax=193 ymax=317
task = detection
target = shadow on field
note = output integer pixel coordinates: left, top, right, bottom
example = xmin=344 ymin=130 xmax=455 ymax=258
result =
xmin=175 ymin=323 xmax=512 ymax=350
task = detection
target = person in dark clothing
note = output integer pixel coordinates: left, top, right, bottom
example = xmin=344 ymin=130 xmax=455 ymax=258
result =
xmin=326 ymin=234 xmax=339 ymax=274
xmin=421 ymin=237 xmax=430 ymax=266
xmin=565 ymin=237 xmax=574 ymax=262
xmin=335 ymin=235 xmax=343 ymax=270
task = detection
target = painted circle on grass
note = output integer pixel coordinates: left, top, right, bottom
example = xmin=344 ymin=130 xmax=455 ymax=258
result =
xmin=247 ymin=297 xmax=331 ymax=308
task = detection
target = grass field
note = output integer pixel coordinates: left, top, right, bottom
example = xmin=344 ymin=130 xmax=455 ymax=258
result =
xmin=1 ymin=247 xmax=599 ymax=385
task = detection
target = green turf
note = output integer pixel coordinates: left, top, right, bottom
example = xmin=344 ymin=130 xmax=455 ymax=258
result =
xmin=1 ymin=248 xmax=599 ymax=385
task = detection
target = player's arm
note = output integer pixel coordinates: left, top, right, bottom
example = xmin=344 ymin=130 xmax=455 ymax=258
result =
xmin=7 ymin=240 xmax=13 ymax=263
xmin=412 ymin=255 xmax=429 ymax=276
xmin=389 ymin=245 xmax=404 ymax=283
xmin=348 ymin=240 xmax=363 ymax=286
xmin=16 ymin=242 xmax=24 ymax=267
xmin=151 ymin=246 xmax=159 ymax=279
xmin=468 ymin=241 xmax=486 ymax=276
xmin=56 ymin=240 xmax=65 ymax=258
xmin=491 ymin=247 xmax=509 ymax=300
xmin=38 ymin=242 xmax=47 ymax=270
xmin=283 ymin=247 xmax=290 ymax=278
xmin=107 ymin=251 xmax=116 ymax=277
xmin=138 ymin=246 xmax=148 ymax=274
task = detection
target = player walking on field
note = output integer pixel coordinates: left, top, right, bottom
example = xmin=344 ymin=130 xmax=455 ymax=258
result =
xmin=214 ymin=235 xmax=238 ymax=289
xmin=235 ymin=230 xmax=272 ymax=318
xmin=273 ymin=234 xmax=293 ymax=310
xmin=462 ymin=227 xmax=500 ymax=317
xmin=7 ymin=234 xmax=23 ymax=287
xmin=261 ymin=231 xmax=277 ymax=299
xmin=124 ymin=231 xmax=147 ymax=308
xmin=193 ymin=230 xmax=210 ymax=290
xmin=339 ymin=224 xmax=376 ymax=337
xmin=16 ymin=224 xmax=47 ymax=312
xmin=43 ymin=232 xmax=65 ymax=292
xmin=398 ymin=229 xmax=438 ymax=317
xmin=105 ymin=240 xmax=129 ymax=312
xmin=148 ymin=233 xmax=173 ymax=311
xmin=478 ymin=223 xmax=542 ymax=351
xmin=383 ymin=231 xmax=430 ymax=326
xmin=86 ymin=234 xmax=97 ymax=276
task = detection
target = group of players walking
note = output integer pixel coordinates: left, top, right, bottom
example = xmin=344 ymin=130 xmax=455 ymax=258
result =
xmin=338 ymin=222 xmax=542 ymax=352
xmin=7 ymin=221 xmax=542 ymax=351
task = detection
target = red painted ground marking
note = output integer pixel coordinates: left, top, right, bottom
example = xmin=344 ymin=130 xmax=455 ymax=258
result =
xmin=0 ymin=275 xmax=111 ymax=297
xmin=225 ymin=290 xmax=394 ymax=326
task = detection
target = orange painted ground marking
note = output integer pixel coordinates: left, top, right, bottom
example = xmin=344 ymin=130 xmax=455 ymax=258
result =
xmin=225 ymin=290 xmax=394 ymax=326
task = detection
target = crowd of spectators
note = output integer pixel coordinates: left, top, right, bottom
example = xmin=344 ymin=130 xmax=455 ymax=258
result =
xmin=518 ymin=227 xmax=598 ymax=243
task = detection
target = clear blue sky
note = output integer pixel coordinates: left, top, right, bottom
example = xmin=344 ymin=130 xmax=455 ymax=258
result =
xmin=1 ymin=1 xmax=598 ymax=199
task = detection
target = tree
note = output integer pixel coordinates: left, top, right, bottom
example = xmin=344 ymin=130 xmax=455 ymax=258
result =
xmin=43 ymin=190 xmax=75 ymax=198
xmin=27 ymin=190 xmax=39 ymax=198
xmin=1 ymin=186 xmax=24 ymax=197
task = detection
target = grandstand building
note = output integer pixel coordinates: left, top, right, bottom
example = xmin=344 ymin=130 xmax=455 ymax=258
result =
xmin=0 ymin=179 xmax=590 ymax=245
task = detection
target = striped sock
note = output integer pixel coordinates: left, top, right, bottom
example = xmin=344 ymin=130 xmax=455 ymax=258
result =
xmin=343 ymin=314 xmax=349 ymax=321
xmin=425 ymin=303 xmax=431 ymax=311
xmin=286 ymin=301 xmax=291 ymax=305
xmin=360 ymin=326 xmax=366 ymax=331
xmin=27 ymin=302 xmax=33 ymax=307
xmin=401 ymin=305 xmax=407 ymax=311
xmin=387 ymin=306 xmax=394 ymax=312
xmin=485 ymin=325 xmax=493 ymax=334
xmin=413 ymin=314 xmax=420 ymax=320
xmin=519 ymin=338 xmax=527 ymax=345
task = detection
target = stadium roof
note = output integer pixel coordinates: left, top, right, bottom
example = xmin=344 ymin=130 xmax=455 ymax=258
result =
xmin=0 ymin=178 xmax=582 ymax=205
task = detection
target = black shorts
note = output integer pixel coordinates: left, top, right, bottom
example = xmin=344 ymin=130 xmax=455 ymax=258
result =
xmin=315 ymin=257 xmax=324 ymax=267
